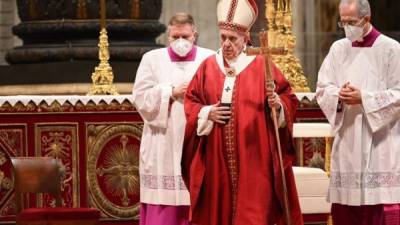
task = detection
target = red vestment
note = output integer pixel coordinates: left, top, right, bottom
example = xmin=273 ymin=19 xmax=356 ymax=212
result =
xmin=182 ymin=54 xmax=303 ymax=225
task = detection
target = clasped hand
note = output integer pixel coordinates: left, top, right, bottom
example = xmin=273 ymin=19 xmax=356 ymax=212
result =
xmin=208 ymin=101 xmax=231 ymax=124
xmin=339 ymin=82 xmax=362 ymax=105
xmin=172 ymin=82 xmax=188 ymax=100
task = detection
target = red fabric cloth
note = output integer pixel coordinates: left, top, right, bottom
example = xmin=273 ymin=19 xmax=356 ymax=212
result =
xmin=331 ymin=203 xmax=384 ymax=225
xmin=332 ymin=203 xmax=400 ymax=225
xmin=17 ymin=208 xmax=47 ymax=220
xmin=302 ymin=213 xmax=329 ymax=223
xmin=182 ymin=55 xmax=303 ymax=225
xmin=384 ymin=204 xmax=400 ymax=225
xmin=17 ymin=208 xmax=100 ymax=221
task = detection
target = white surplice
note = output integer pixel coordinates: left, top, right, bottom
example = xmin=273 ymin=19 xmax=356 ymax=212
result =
xmin=316 ymin=34 xmax=400 ymax=206
xmin=132 ymin=47 xmax=214 ymax=205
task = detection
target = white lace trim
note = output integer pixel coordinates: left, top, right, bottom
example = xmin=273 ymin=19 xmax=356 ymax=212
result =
xmin=374 ymin=92 xmax=391 ymax=109
xmin=0 ymin=95 xmax=133 ymax=106
xmin=331 ymin=172 xmax=400 ymax=189
xmin=140 ymin=174 xmax=187 ymax=190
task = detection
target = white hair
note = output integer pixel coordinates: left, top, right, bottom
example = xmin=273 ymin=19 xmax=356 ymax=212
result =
xmin=340 ymin=0 xmax=371 ymax=17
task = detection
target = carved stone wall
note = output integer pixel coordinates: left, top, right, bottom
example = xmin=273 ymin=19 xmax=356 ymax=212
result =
xmin=6 ymin=0 xmax=165 ymax=64
xmin=0 ymin=0 xmax=165 ymax=93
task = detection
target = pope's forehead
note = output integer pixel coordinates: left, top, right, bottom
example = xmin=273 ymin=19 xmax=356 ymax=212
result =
xmin=219 ymin=29 xmax=244 ymax=37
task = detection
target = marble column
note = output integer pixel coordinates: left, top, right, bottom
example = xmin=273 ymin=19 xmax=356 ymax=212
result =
xmin=0 ymin=0 xmax=21 ymax=65
xmin=292 ymin=0 xmax=305 ymax=65
xmin=290 ymin=0 xmax=341 ymax=91
xmin=302 ymin=0 xmax=319 ymax=91
xmin=159 ymin=0 xmax=220 ymax=51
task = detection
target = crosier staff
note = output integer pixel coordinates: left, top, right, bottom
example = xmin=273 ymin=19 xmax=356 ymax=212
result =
xmin=246 ymin=30 xmax=291 ymax=225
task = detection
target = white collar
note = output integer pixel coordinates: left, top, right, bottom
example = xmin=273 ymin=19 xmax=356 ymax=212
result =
xmin=216 ymin=49 xmax=256 ymax=76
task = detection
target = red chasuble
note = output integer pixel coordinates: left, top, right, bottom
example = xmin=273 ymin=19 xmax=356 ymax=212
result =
xmin=182 ymin=54 xmax=303 ymax=225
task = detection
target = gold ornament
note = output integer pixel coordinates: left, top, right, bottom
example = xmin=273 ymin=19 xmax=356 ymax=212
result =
xmin=87 ymin=123 xmax=142 ymax=219
xmin=265 ymin=0 xmax=310 ymax=92
xmin=88 ymin=0 xmax=119 ymax=95
xmin=87 ymin=28 xmax=119 ymax=95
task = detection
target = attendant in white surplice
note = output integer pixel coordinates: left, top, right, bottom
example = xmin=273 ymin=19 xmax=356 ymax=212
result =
xmin=316 ymin=0 xmax=400 ymax=224
xmin=132 ymin=13 xmax=213 ymax=225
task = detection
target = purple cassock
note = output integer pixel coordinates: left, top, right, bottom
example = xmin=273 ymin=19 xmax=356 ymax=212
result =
xmin=140 ymin=204 xmax=190 ymax=225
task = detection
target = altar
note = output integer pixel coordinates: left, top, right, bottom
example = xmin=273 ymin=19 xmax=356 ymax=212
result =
xmin=0 ymin=95 xmax=141 ymax=225
xmin=0 ymin=93 xmax=328 ymax=224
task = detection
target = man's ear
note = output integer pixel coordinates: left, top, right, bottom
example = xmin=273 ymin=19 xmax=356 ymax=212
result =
xmin=166 ymin=25 xmax=171 ymax=36
xmin=193 ymin=31 xmax=198 ymax=45
xmin=365 ymin=15 xmax=371 ymax=23
xmin=244 ymin=32 xmax=252 ymax=46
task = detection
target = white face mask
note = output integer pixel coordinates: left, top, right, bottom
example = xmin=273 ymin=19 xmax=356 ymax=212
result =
xmin=170 ymin=38 xmax=193 ymax=57
xmin=344 ymin=25 xmax=364 ymax=42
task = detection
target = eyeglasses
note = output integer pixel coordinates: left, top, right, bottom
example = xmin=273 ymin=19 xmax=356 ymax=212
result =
xmin=337 ymin=18 xmax=364 ymax=28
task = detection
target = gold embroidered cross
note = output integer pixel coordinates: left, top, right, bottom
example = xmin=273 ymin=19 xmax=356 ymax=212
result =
xmin=226 ymin=67 xmax=236 ymax=77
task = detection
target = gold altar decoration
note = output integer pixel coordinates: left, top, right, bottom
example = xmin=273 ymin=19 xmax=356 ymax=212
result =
xmin=265 ymin=0 xmax=310 ymax=92
xmin=87 ymin=123 xmax=141 ymax=219
xmin=88 ymin=0 xmax=119 ymax=95
xmin=35 ymin=125 xmax=79 ymax=208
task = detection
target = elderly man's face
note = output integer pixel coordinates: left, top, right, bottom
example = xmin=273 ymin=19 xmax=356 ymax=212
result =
xmin=220 ymin=29 xmax=247 ymax=61
xmin=339 ymin=3 xmax=369 ymax=29
xmin=167 ymin=24 xmax=196 ymax=44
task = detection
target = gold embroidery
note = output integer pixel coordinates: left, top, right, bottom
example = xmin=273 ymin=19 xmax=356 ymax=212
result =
xmin=223 ymin=77 xmax=239 ymax=223
xmin=225 ymin=68 xmax=236 ymax=77
xmin=87 ymin=123 xmax=141 ymax=219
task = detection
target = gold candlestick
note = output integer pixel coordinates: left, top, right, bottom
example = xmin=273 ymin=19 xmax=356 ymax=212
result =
xmin=265 ymin=0 xmax=310 ymax=92
xmin=88 ymin=0 xmax=118 ymax=95
xmin=266 ymin=0 xmax=278 ymax=48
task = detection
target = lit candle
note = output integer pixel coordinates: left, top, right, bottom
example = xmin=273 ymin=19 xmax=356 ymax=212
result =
xmin=100 ymin=0 xmax=106 ymax=29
